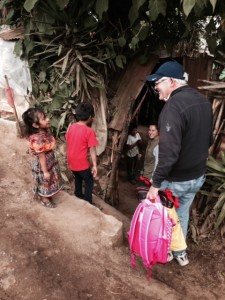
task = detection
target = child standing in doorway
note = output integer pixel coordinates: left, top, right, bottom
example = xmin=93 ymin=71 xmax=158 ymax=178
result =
xmin=22 ymin=107 xmax=62 ymax=208
xmin=126 ymin=124 xmax=142 ymax=185
xmin=66 ymin=102 xmax=98 ymax=204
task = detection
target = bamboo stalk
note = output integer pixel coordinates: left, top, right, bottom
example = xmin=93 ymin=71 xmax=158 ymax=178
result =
xmin=4 ymin=75 xmax=23 ymax=138
xmin=212 ymin=98 xmax=221 ymax=114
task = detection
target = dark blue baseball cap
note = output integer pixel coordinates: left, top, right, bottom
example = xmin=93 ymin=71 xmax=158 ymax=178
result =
xmin=146 ymin=61 xmax=185 ymax=82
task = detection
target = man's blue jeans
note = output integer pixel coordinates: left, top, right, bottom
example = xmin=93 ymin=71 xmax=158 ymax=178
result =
xmin=160 ymin=175 xmax=205 ymax=255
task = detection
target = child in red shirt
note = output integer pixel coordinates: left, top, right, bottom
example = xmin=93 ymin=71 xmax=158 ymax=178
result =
xmin=66 ymin=102 xmax=98 ymax=204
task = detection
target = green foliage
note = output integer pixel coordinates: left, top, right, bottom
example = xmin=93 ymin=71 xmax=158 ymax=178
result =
xmin=128 ymin=0 xmax=145 ymax=25
xmin=1 ymin=0 xmax=225 ymax=66
xmin=148 ymin=0 xmax=167 ymax=21
xmin=199 ymin=152 xmax=225 ymax=230
xmin=182 ymin=0 xmax=196 ymax=17
xmin=1 ymin=0 xmax=225 ymax=136
xmin=210 ymin=0 xmax=217 ymax=11
xmin=1 ymin=0 xmax=225 ymax=230
xmin=95 ymin=0 xmax=109 ymax=19
xmin=0 ymin=0 xmax=116 ymax=135
xmin=23 ymin=0 xmax=39 ymax=12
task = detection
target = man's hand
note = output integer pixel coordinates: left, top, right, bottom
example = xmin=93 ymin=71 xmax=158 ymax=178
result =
xmin=147 ymin=186 xmax=159 ymax=202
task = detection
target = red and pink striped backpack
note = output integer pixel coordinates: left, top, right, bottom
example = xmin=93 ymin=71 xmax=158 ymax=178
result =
xmin=127 ymin=196 xmax=175 ymax=279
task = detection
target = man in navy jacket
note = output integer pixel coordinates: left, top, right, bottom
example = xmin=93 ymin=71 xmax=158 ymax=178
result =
xmin=146 ymin=60 xmax=213 ymax=266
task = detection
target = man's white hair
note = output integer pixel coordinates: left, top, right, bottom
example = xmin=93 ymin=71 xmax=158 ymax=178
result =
xmin=158 ymin=72 xmax=188 ymax=86
xmin=174 ymin=72 xmax=189 ymax=85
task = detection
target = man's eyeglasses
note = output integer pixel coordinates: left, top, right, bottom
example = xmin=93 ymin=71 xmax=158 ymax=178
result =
xmin=154 ymin=77 xmax=169 ymax=88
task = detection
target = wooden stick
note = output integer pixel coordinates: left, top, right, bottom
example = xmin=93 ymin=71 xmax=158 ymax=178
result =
xmin=4 ymin=75 xmax=23 ymax=138
xmin=209 ymin=119 xmax=225 ymax=155
xmin=131 ymin=88 xmax=148 ymax=122
xmin=104 ymin=97 xmax=135 ymax=203
xmin=214 ymin=100 xmax=225 ymax=137
xmin=198 ymin=83 xmax=225 ymax=90
xmin=198 ymin=79 xmax=225 ymax=85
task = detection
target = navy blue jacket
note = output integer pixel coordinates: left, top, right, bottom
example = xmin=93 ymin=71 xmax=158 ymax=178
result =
xmin=152 ymin=85 xmax=213 ymax=188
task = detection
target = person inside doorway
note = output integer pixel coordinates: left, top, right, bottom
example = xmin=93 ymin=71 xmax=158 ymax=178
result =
xmin=143 ymin=122 xmax=159 ymax=181
xmin=126 ymin=123 xmax=142 ymax=185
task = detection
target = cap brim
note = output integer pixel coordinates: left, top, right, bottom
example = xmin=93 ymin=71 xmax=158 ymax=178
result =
xmin=146 ymin=73 xmax=162 ymax=82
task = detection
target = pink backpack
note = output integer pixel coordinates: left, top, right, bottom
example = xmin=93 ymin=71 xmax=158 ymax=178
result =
xmin=127 ymin=196 xmax=175 ymax=279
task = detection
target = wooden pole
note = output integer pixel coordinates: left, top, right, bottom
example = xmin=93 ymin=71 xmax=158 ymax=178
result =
xmin=4 ymin=75 xmax=23 ymax=138
xmin=209 ymin=98 xmax=225 ymax=155
xmin=130 ymin=88 xmax=148 ymax=122
xmin=209 ymin=119 xmax=225 ymax=155
xmin=104 ymin=97 xmax=135 ymax=204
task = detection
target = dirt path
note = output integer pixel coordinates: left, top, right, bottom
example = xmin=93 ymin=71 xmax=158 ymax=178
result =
xmin=0 ymin=120 xmax=224 ymax=300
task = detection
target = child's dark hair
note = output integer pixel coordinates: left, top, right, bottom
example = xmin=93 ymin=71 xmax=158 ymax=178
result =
xmin=75 ymin=102 xmax=94 ymax=121
xmin=128 ymin=122 xmax=137 ymax=133
xmin=22 ymin=106 xmax=46 ymax=136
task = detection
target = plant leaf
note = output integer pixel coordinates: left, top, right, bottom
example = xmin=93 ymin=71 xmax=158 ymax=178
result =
xmin=148 ymin=0 xmax=167 ymax=21
xmin=57 ymin=111 xmax=67 ymax=135
xmin=128 ymin=0 xmax=145 ymax=25
xmin=49 ymin=97 xmax=63 ymax=111
xmin=13 ymin=40 xmax=23 ymax=56
xmin=213 ymin=192 xmax=225 ymax=211
xmin=207 ymin=160 xmax=225 ymax=173
xmin=220 ymin=151 xmax=225 ymax=165
xmin=95 ymin=0 xmax=108 ymax=19
xmin=118 ymin=36 xmax=126 ymax=47
xmin=62 ymin=49 xmax=73 ymax=74
xmin=83 ymin=54 xmax=105 ymax=64
xmin=115 ymin=55 xmax=126 ymax=69
xmin=81 ymin=61 xmax=97 ymax=74
xmin=24 ymin=0 xmax=39 ymax=12
xmin=182 ymin=0 xmax=196 ymax=17
xmin=190 ymin=224 xmax=199 ymax=244
xmin=55 ymin=0 xmax=70 ymax=10
xmin=215 ymin=202 xmax=225 ymax=228
xmin=210 ymin=0 xmax=217 ymax=12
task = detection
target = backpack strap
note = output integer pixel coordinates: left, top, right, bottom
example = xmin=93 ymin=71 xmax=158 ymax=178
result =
xmin=156 ymin=201 xmax=168 ymax=240
xmin=163 ymin=189 xmax=180 ymax=208
xmin=140 ymin=198 xmax=166 ymax=268
xmin=128 ymin=202 xmax=143 ymax=268
xmin=139 ymin=203 xmax=155 ymax=268
xmin=154 ymin=203 xmax=170 ymax=263
xmin=147 ymin=268 xmax=152 ymax=281
xmin=139 ymin=176 xmax=151 ymax=186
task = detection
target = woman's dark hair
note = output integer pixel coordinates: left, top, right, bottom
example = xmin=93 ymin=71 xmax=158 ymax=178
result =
xmin=75 ymin=102 xmax=94 ymax=121
xmin=149 ymin=121 xmax=159 ymax=131
xmin=22 ymin=107 xmax=46 ymax=136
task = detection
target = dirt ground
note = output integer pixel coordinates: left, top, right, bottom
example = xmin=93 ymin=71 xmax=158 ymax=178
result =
xmin=0 ymin=120 xmax=225 ymax=300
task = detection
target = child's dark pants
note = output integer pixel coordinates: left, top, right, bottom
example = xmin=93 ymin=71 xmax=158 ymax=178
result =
xmin=72 ymin=168 xmax=93 ymax=204
xmin=126 ymin=155 xmax=138 ymax=181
